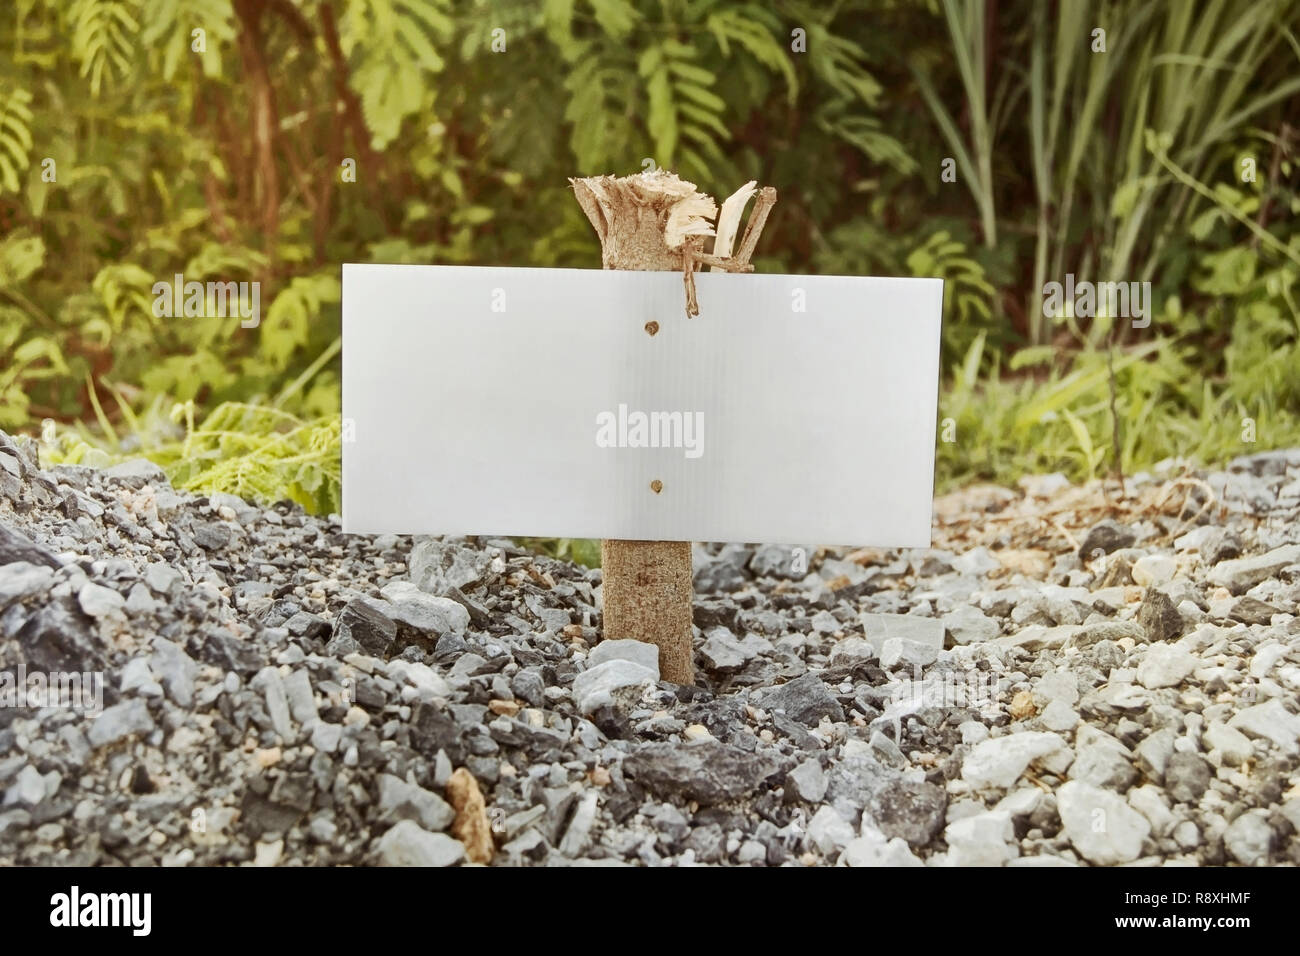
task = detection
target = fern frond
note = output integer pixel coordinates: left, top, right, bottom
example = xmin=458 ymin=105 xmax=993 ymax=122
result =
xmin=564 ymin=41 xmax=639 ymax=172
xmin=0 ymin=86 xmax=34 ymax=194
xmin=91 ymin=263 xmax=156 ymax=333
xmin=639 ymin=40 xmax=729 ymax=179
xmin=0 ymin=232 xmax=45 ymax=288
xmin=260 ymin=272 xmax=341 ymax=370
xmin=705 ymin=7 xmax=798 ymax=104
xmin=167 ymin=404 xmax=342 ymax=514
xmin=342 ymin=0 xmax=453 ymax=148
xmin=586 ymin=0 xmax=638 ymax=40
xmin=184 ymin=242 xmax=270 ymax=280
xmin=70 ymin=0 xmax=141 ymax=95
xmin=139 ymin=0 xmax=235 ymax=80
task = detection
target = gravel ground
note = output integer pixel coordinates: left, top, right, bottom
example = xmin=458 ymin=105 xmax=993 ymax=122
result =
xmin=1 ymin=428 xmax=1298 ymax=867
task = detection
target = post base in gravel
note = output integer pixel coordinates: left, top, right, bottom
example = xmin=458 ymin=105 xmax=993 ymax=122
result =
xmin=601 ymin=539 xmax=694 ymax=685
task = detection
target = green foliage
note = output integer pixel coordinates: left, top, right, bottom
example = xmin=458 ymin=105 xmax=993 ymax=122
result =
xmin=70 ymin=0 xmax=141 ymax=95
xmin=140 ymin=0 xmax=234 ymax=80
xmin=640 ymin=39 xmax=727 ymax=175
xmin=50 ymin=400 xmax=343 ymax=514
xmin=517 ymin=536 xmax=603 ymax=568
xmin=257 ymin=273 xmax=340 ymax=372
xmin=937 ymin=250 xmax=1300 ymax=491
xmin=0 ymin=232 xmax=44 ymax=287
xmin=1013 ymin=0 xmax=1300 ymax=345
xmin=906 ymin=231 xmax=996 ymax=359
xmin=1 ymin=0 xmax=1298 ymax=534
xmin=342 ymin=0 xmax=453 ymax=148
xmin=0 ymin=83 xmax=32 ymax=193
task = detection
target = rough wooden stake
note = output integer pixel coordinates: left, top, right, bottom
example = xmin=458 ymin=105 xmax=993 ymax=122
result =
xmin=600 ymin=538 xmax=694 ymax=684
xmin=569 ymin=170 xmax=776 ymax=685
xmin=570 ymin=171 xmax=707 ymax=684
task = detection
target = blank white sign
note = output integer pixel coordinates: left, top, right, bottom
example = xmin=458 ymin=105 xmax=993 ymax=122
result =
xmin=342 ymin=265 xmax=942 ymax=547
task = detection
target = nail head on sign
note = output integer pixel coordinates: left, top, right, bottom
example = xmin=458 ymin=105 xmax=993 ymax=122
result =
xmin=644 ymin=321 xmax=659 ymax=336
xmin=650 ymin=479 xmax=663 ymax=494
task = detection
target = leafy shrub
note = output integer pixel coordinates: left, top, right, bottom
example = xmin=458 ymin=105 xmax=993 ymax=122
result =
xmin=1 ymin=0 xmax=1297 ymax=542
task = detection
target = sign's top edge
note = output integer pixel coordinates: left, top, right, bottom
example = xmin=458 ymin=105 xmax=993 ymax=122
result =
xmin=340 ymin=263 xmax=944 ymax=285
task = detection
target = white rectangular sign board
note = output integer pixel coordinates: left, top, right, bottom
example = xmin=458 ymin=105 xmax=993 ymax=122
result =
xmin=342 ymin=265 xmax=942 ymax=547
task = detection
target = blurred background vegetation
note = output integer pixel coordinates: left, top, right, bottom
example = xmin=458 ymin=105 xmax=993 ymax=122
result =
xmin=1 ymin=0 xmax=1298 ymax=535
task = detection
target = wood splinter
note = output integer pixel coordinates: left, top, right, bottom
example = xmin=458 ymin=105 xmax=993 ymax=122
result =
xmin=569 ymin=169 xmax=777 ymax=684
xmin=680 ymin=183 xmax=778 ymax=317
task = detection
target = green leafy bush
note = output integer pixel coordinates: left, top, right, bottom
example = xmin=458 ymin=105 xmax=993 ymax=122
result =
xmin=49 ymin=399 xmax=343 ymax=514
xmin=1 ymin=0 xmax=1297 ymax=548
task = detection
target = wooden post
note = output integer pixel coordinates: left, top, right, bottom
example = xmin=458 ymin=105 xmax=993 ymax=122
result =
xmin=570 ymin=170 xmax=776 ymax=685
